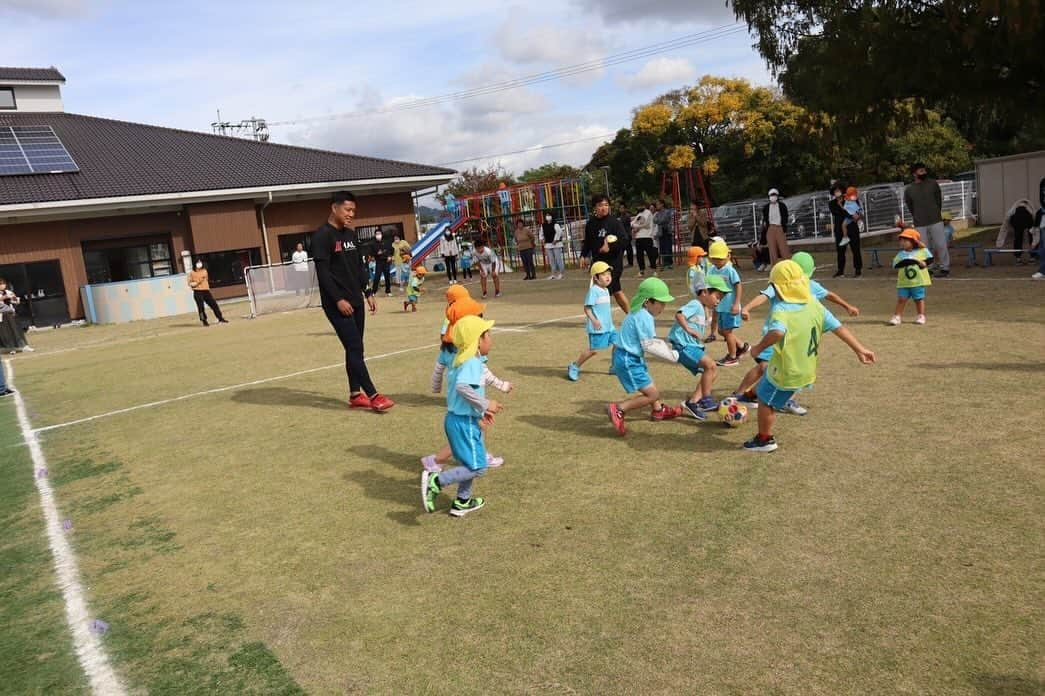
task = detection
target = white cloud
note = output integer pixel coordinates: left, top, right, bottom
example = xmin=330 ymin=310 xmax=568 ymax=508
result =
xmin=618 ymin=57 xmax=696 ymax=90
xmin=572 ymin=0 xmax=736 ymax=25
xmin=0 ymin=0 xmax=88 ymax=18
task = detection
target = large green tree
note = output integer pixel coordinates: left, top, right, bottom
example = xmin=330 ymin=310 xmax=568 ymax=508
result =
xmin=517 ymin=162 xmax=582 ymax=183
xmin=438 ymin=165 xmax=515 ymax=203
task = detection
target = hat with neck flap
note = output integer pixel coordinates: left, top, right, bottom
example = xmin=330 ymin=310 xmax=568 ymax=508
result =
xmin=769 ymin=259 xmax=811 ymax=304
xmin=452 ymin=315 xmax=495 ymax=367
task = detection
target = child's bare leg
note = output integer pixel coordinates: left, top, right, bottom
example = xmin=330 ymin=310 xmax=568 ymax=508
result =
xmin=894 ymin=298 xmax=907 ymax=316
xmin=619 ymin=384 xmax=659 ymax=413
xmin=575 ymin=348 xmax=598 ymax=367
xmin=699 ymin=358 xmax=717 ymax=397
xmin=722 ymin=329 xmax=738 ymax=357
xmin=493 ymin=273 xmax=501 ymax=293
xmin=756 ymin=399 xmax=776 ymax=438
xmin=736 ymin=363 xmax=765 ymax=395
xmin=480 ymin=274 xmax=488 ymax=295
xmin=914 ymin=299 xmax=925 ymax=315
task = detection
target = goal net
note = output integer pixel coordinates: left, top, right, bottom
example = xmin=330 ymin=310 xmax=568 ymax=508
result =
xmin=244 ymin=260 xmax=320 ymax=317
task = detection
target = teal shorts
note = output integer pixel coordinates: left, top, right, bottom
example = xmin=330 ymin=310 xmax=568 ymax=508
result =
xmin=612 ymin=348 xmax=652 ymax=393
xmin=897 ymin=286 xmax=926 ymax=300
xmin=444 ymin=413 xmax=487 ymax=472
xmin=756 ymin=375 xmax=796 ymax=410
xmin=588 ymin=330 xmax=617 ymax=351
xmin=408 ymin=294 xmax=419 ymax=303
xmin=672 ymin=343 xmax=706 ymax=375
xmin=717 ymin=311 xmax=742 ymax=331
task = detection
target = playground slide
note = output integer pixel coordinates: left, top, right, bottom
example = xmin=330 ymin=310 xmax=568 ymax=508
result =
xmin=410 ymin=214 xmax=467 ymax=267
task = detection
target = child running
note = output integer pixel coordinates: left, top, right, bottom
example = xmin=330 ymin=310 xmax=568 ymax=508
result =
xmin=668 ymin=274 xmax=732 ymax=420
xmin=422 ymin=316 xmax=502 ymax=516
xmin=568 ymin=261 xmax=617 ymax=381
xmin=606 ymin=277 xmax=684 ymax=435
xmin=403 ymin=265 xmax=426 ymax=312
xmin=733 ymin=252 xmax=860 ymax=415
xmin=473 ymin=239 xmax=502 ymax=299
xmin=889 ymin=228 xmax=932 ymax=325
xmin=743 ymin=260 xmax=876 ymax=453
xmin=707 ymin=240 xmax=750 ymax=365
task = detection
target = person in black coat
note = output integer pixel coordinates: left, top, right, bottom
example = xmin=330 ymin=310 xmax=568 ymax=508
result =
xmin=828 ymin=183 xmax=861 ymax=277
xmin=582 ymin=194 xmax=628 ymax=312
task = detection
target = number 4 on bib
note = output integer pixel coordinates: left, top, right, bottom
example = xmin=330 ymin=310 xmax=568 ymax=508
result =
xmin=807 ymin=327 xmax=820 ymax=357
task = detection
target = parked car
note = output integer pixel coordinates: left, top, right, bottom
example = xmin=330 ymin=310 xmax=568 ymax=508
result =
xmin=712 ymin=200 xmax=762 ymax=245
xmin=785 ymin=192 xmax=834 ymax=240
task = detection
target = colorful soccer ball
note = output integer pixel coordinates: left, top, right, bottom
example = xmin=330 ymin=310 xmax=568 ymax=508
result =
xmin=718 ymin=400 xmax=748 ymax=428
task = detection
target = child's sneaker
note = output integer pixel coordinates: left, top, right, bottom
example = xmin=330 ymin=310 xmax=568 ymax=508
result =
xmin=607 ymin=403 xmax=627 ymax=436
xmin=696 ymin=396 xmax=719 ymax=412
xmin=743 ymin=435 xmax=778 ymax=452
xmin=736 ymin=342 xmax=751 ymax=358
xmin=421 ymin=471 xmax=441 ymax=513
xmin=421 ymin=455 xmax=442 ymax=473
xmin=704 ymin=334 xmax=717 ymax=343
xmin=915 ymin=314 xmax=926 ymax=325
xmin=777 ymin=399 xmax=808 ymax=416
xmin=486 ymin=453 xmax=504 ymax=468
xmin=567 ymin=362 xmax=580 ymax=381
xmin=449 ymin=497 xmax=485 ymax=517
xmin=735 ymin=391 xmax=759 ymax=407
xmin=887 ymin=315 xmax=901 ymax=326
xmin=838 ymin=237 xmax=850 ymax=247
xmin=716 ymin=355 xmax=739 ymax=366
xmin=681 ymin=400 xmax=707 ymax=421
xmin=651 ymin=405 xmax=683 ymax=421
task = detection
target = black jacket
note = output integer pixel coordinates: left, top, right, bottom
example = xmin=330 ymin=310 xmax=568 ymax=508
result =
xmin=311 ymin=223 xmax=372 ymax=307
xmin=582 ymin=215 xmax=624 ymax=265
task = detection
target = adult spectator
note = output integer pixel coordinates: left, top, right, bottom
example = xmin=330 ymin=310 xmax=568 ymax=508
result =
xmin=370 ymin=228 xmax=393 ymax=296
xmin=187 ymin=261 xmax=228 ymax=327
xmin=1005 ymin=199 xmax=1036 ymax=264
xmin=439 ymin=228 xmax=460 ymax=284
xmin=759 ymin=188 xmax=792 ymax=265
xmin=828 ymin=183 xmax=862 ymax=277
xmin=312 ymin=190 xmax=393 ymax=412
xmin=688 ymin=202 xmax=710 ymax=250
xmin=291 ymin=243 xmax=310 ymax=295
xmin=541 ymin=212 xmax=565 ymax=280
xmin=581 ymin=194 xmax=628 ymax=313
xmin=653 ymin=199 xmax=675 ymax=270
xmin=904 ymin=163 xmax=947 ymax=276
xmin=392 ymin=233 xmax=412 ymax=290
xmin=0 ymin=355 xmax=13 ymax=398
xmin=616 ymin=203 xmax=634 ymax=267
xmin=631 ymin=202 xmax=657 ymax=276
xmin=514 ymin=219 xmax=537 ymax=280
xmin=1034 ymin=201 xmax=1045 ymax=279
xmin=0 ymin=277 xmax=32 ymax=352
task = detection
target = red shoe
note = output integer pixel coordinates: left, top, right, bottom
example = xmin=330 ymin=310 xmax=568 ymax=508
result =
xmin=607 ymin=403 xmax=626 ymax=436
xmin=651 ymin=405 xmax=683 ymax=421
xmin=349 ymin=392 xmax=371 ymax=409
xmin=369 ymin=394 xmax=395 ymax=412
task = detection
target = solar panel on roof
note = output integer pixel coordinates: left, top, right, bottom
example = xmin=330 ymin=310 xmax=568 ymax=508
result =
xmin=0 ymin=125 xmax=79 ymax=176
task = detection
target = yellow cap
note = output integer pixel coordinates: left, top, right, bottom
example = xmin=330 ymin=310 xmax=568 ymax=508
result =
xmin=769 ymin=260 xmax=811 ymax=304
xmin=452 ymin=315 xmax=495 ymax=367
xmin=708 ymin=240 xmax=730 ymax=259
xmin=590 ymin=261 xmax=612 ymax=276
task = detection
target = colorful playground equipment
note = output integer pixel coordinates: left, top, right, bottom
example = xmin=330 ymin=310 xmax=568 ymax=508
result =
xmin=661 ymin=167 xmax=717 ymax=250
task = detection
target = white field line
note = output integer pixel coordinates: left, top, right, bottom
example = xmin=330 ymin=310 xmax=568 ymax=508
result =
xmin=6 ymin=359 xmax=127 ymax=696
xmin=31 ymin=312 xmax=587 ymax=435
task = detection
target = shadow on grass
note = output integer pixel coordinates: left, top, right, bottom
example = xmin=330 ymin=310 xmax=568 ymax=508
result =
xmin=382 ymin=392 xmax=445 ymax=408
xmin=343 ymin=467 xmax=423 ymax=527
xmin=348 ymin=444 xmax=420 ymax=474
xmin=912 ymin=361 xmax=1044 ymax=372
xmin=971 ymin=674 xmax=1044 ymax=696
xmin=231 ymin=387 xmax=345 ymax=411
xmin=519 ymin=412 xmax=738 ymax=453
xmin=167 ymin=323 xmax=202 ymax=328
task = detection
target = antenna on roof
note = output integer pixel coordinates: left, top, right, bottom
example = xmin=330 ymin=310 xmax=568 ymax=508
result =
xmin=210 ymin=112 xmax=269 ymax=142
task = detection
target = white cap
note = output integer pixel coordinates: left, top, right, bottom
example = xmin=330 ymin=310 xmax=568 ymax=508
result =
xmin=768 ymin=188 xmax=779 ymax=196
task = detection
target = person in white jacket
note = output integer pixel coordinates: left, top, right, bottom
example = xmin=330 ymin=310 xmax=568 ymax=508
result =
xmin=631 ymin=203 xmax=658 ymax=276
xmin=439 ymin=229 xmax=461 ymax=284
xmin=541 ymin=212 xmax=566 ymax=279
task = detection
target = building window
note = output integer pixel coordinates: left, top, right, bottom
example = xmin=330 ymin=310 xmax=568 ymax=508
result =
xmin=194 ymin=248 xmax=261 ymax=287
xmin=0 ymin=88 xmax=14 ymax=110
xmin=82 ymin=235 xmax=174 ymax=285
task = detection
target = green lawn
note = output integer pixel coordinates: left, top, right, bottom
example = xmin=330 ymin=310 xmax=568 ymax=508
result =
xmin=3 ymin=261 xmax=1043 ymax=694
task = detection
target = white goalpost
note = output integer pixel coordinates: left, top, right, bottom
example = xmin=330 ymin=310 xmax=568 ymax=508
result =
xmin=244 ymin=260 xmax=320 ymax=318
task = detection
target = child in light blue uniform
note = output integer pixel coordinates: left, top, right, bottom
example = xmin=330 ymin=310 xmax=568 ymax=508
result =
xmin=568 ymin=261 xmax=617 ymax=381
xmin=668 ymin=273 xmax=731 ymax=420
xmin=606 ymin=278 xmax=683 ymax=435
xmin=707 ymin=240 xmax=750 ymax=366
xmin=422 ymin=316 xmax=502 ymax=517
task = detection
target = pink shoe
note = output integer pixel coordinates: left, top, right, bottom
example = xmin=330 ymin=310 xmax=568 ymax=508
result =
xmin=420 ymin=455 xmax=442 ymax=473
xmin=915 ymin=314 xmax=926 ymax=325
xmin=486 ymin=453 xmax=504 ymax=468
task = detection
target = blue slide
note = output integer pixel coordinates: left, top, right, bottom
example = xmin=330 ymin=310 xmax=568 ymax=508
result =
xmin=410 ymin=212 xmax=466 ymax=267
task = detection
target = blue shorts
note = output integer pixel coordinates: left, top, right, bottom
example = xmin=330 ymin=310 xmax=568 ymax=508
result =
xmin=437 ymin=344 xmax=456 ymax=368
xmin=672 ymin=343 xmax=706 ymax=375
xmin=756 ymin=375 xmax=797 ymax=410
xmin=717 ymin=311 xmax=742 ymax=331
xmin=408 ymin=294 xmax=418 ymax=303
xmin=444 ymin=413 xmax=487 ymax=472
xmin=612 ymin=348 xmax=653 ymax=393
xmin=588 ymin=330 xmax=617 ymax=351
xmin=897 ymin=286 xmax=926 ymax=300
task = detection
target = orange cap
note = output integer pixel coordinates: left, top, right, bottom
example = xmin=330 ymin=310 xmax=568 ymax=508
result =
xmin=845 ymin=186 xmax=858 ymax=197
xmin=445 ymin=284 xmax=469 ymax=304
xmin=897 ymin=228 xmax=924 ymax=247
xmin=687 ymin=246 xmax=707 ymax=265
xmin=443 ymin=297 xmax=486 ymax=340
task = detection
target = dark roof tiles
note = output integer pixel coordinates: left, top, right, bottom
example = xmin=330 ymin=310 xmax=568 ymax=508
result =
xmin=0 ymin=67 xmax=66 ymax=82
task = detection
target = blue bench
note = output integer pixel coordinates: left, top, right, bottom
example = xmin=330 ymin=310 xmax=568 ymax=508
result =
xmin=983 ymin=248 xmax=1033 ymax=266
xmin=869 ymin=244 xmax=979 ymax=268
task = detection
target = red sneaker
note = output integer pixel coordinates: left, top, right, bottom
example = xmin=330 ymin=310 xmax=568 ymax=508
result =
xmin=348 ymin=392 xmax=371 ymax=409
xmin=607 ymin=403 xmax=626 ymax=436
xmin=369 ymin=394 xmax=396 ymax=412
xmin=651 ymin=405 xmax=683 ymax=421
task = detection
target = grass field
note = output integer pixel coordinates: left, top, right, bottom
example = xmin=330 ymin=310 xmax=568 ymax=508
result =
xmin=2 ymin=259 xmax=1043 ymax=695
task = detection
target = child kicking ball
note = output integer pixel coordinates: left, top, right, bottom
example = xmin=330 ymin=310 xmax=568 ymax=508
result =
xmin=743 ymin=260 xmax=876 ymax=453
xmin=667 ymin=274 xmax=732 ymax=420
xmin=568 ymin=261 xmax=617 ymax=381
xmin=707 ymin=240 xmax=750 ymax=365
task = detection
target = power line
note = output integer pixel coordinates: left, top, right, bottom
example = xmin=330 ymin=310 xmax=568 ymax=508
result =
xmin=437 ymin=132 xmax=618 ymax=167
xmin=267 ymin=23 xmax=746 ymax=127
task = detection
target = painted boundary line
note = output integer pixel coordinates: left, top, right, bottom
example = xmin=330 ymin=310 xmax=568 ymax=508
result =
xmin=6 ymin=359 xmax=127 ymax=696
xmin=32 ymin=312 xmax=587 ymax=435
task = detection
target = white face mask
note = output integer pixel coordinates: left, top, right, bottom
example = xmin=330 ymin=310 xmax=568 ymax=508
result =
xmin=195 ymin=262 xmax=203 ymax=269
xmin=545 ymin=215 xmax=552 ymax=223
xmin=770 ymin=196 xmax=779 ymax=203
xmin=375 ymin=233 xmax=383 ymax=241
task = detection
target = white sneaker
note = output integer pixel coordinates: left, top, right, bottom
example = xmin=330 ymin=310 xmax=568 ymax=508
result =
xmin=838 ymin=237 xmax=850 ymax=247
xmin=888 ymin=315 xmax=901 ymax=326
xmin=1033 ymin=272 xmax=1044 ymax=280
xmin=486 ymin=453 xmax=504 ymax=468
xmin=915 ymin=314 xmax=926 ymax=325
xmin=420 ymin=455 xmax=442 ymax=473
xmin=21 ymin=345 xmax=34 ymax=352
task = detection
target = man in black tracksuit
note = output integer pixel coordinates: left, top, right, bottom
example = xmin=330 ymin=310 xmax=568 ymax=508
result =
xmin=312 ymin=191 xmax=394 ymax=413
xmin=370 ymin=229 xmax=394 ymax=296
xmin=581 ymin=194 xmax=628 ymax=313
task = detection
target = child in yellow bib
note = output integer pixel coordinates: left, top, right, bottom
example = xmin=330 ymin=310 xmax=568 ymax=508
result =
xmin=889 ymin=228 xmax=933 ymax=326
xmin=744 ymin=260 xmax=876 ymax=453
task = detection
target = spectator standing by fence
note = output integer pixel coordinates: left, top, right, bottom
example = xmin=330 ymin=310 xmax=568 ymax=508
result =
xmin=688 ymin=202 xmax=710 ymax=250
xmin=654 ymin=199 xmax=675 ymax=270
xmin=439 ymin=229 xmax=460 ymax=284
xmin=760 ymin=188 xmax=792 ymax=265
xmin=370 ymin=229 xmax=393 ymax=297
xmin=515 ymin=219 xmax=537 ymax=280
xmin=617 ymin=203 xmax=634 ymax=267
xmin=904 ymin=163 xmax=948 ymax=277
xmin=828 ymin=183 xmax=861 ymax=277
xmin=632 ymin=203 xmax=657 ymax=276
xmin=542 ymin=212 xmax=565 ymax=279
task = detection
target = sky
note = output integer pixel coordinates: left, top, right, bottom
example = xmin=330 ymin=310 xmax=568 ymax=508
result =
xmin=2 ymin=0 xmax=773 ymax=177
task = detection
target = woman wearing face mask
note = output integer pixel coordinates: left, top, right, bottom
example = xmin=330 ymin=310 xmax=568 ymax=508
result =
xmin=187 ymin=260 xmax=228 ymax=326
xmin=370 ymin=229 xmax=393 ymax=296
xmin=828 ymin=183 xmax=857 ymax=277
xmin=439 ymin=228 xmax=460 ymax=284
xmin=515 ymin=219 xmax=537 ymax=280
xmin=759 ymin=188 xmax=792 ymax=265
xmin=541 ymin=212 xmax=565 ymax=280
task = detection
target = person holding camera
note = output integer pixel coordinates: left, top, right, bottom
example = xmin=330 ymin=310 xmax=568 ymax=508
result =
xmin=0 ymin=278 xmax=32 ymax=353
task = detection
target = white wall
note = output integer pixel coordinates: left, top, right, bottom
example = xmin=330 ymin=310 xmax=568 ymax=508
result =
xmin=10 ymin=84 xmax=64 ymax=112
xmin=975 ymin=151 xmax=1045 ymax=225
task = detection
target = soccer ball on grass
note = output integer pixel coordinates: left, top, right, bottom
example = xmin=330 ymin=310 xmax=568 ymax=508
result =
xmin=717 ymin=397 xmax=748 ymax=428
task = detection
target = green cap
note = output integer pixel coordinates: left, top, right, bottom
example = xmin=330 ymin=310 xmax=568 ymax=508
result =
xmin=792 ymin=251 xmax=815 ymax=278
xmin=701 ymin=274 xmax=732 ymax=294
xmin=630 ymin=277 xmax=674 ymax=312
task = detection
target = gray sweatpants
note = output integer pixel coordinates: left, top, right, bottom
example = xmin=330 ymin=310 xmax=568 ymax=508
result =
xmin=917 ymin=222 xmax=949 ymax=270
xmin=437 ymin=466 xmax=485 ymax=500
